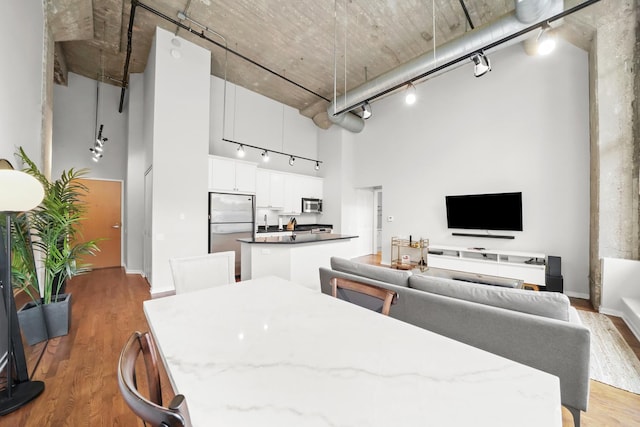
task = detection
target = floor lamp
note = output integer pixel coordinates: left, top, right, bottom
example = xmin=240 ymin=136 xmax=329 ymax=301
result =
xmin=0 ymin=162 xmax=45 ymax=415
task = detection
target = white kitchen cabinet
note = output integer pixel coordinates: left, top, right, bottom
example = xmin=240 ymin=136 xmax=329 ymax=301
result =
xmin=284 ymin=174 xmax=303 ymax=214
xmin=282 ymin=173 xmax=323 ymax=214
xmin=258 ymin=169 xmax=323 ymax=213
xmin=256 ymin=169 xmax=285 ymax=209
xmin=300 ymin=175 xmax=323 ymax=200
xmin=209 ymin=155 xmax=257 ymax=194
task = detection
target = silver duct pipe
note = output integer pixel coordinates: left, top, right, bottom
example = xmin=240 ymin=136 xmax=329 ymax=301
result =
xmin=327 ymin=0 xmax=562 ymax=133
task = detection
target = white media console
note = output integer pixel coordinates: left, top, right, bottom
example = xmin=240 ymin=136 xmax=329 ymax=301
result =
xmin=427 ymin=244 xmax=547 ymax=287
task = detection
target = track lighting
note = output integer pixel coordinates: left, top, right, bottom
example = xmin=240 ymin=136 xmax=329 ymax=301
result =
xmin=471 ymin=51 xmax=491 ymax=77
xmin=361 ymin=101 xmax=372 ymax=119
xmin=536 ymin=23 xmax=556 ymax=55
xmin=405 ymin=83 xmax=417 ymax=105
xmin=226 ymin=139 xmax=321 ymax=171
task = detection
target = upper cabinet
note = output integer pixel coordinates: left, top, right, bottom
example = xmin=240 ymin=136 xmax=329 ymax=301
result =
xmin=282 ymin=173 xmax=324 ymax=214
xmin=257 ymin=169 xmax=324 ymax=214
xmin=209 ymin=76 xmax=318 ymax=163
xmin=234 ymin=85 xmax=282 ymax=149
xmin=256 ymin=169 xmax=285 ymax=209
xmin=209 ymin=155 xmax=257 ymax=194
xmin=301 ymin=175 xmax=323 ymax=200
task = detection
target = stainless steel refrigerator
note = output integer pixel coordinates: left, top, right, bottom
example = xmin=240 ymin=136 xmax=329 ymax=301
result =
xmin=209 ymin=192 xmax=255 ymax=278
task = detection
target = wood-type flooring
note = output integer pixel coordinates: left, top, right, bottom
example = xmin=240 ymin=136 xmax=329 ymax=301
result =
xmin=2 ymin=263 xmax=640 ymax=426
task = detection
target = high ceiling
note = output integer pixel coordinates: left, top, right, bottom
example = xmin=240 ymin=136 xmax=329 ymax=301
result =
xmin=48 ymin=0 xmax=595 ymax=126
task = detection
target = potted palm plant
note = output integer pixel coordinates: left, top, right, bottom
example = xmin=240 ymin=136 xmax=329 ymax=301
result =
xmin=9 ymin=211 xmax=48 ymax=345
xmin=15 ymin=147 xmax=99 ymax=342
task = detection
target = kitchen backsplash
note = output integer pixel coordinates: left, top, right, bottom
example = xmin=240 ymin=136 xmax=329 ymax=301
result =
xmin=257 ymin=209 xmax=319 ymax=229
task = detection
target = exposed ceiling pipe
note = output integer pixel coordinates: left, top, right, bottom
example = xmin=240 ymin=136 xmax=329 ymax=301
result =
xmin=327 ymin=0 xmax=563 ymax=133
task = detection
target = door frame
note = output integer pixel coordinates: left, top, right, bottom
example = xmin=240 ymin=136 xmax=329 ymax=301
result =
xmin=372 ymin=187 xmax=383 ymax=255
xmin=80 ymin=177 xmax=124 ymax=268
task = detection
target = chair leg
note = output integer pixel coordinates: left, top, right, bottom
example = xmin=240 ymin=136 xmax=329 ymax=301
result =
xmin=565 ymin=405 xmax=581 ymax=427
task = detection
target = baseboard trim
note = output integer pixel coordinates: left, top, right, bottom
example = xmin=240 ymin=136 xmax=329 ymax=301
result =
xmin=150 ymin=289 xmax=176 ymax=299
xmin=564 ymin=291 xmax=590 ymax=299
xmin=125 ymin=268 xmax=144 ymax=276
xmin=599 ymin=307 xmax=624 ymax=317
xmin=621 ymin=298 xmax=640 ymax=342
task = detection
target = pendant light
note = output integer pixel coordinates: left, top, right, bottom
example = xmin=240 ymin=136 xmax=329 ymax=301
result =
xmin=405 ymin=83 xmax=417 ymax=105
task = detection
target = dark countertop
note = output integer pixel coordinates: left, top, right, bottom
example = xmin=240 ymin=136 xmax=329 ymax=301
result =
xmin=256 ymin=223 xmax=333 ymax=233
xmin=239 ymin=233 xmax=357 ymax=244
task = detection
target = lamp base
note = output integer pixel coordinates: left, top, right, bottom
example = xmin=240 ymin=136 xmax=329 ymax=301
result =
xmin=0 ymin=380 xmax=45 ymax=415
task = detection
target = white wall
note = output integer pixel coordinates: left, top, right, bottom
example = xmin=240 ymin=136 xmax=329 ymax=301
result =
xmin=125 ymin=74 xmax=145 ymax=273
xmin=600 ymin=258 xmax=640 ymax=316
xmin=337 ymin=40 xmax=590 ymax=297
xmin=146 ymin=27 xmax=211 ymax=295
xmin=51 ymin=73 xmax=127 ymax=180
xmin=316 ymin=127 xmax=363 ymax=257
xmin=0 ymin=0 xmax=44 ymax=168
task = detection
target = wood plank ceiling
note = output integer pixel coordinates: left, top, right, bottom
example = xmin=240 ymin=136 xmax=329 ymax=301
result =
xmin=48 ymin=0 xmax=556 ymax=125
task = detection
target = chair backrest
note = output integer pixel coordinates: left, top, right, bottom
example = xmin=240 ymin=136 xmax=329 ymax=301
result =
xmin=169 ymin=251 xmax=235 ymax=294
xmin=330 ymin=277 xmax=398 ymax=316
xmin=118 ymin=331 xmax=192 ymax=427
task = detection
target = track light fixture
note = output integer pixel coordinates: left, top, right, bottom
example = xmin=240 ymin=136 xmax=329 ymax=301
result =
xmin=224 ymin=138 xmax=322 ymax=171
xmin=90 ymin=124 xmax=108 ymax=162
xmin=536 ymin=22 xmax=556 ymax=55
xmin=405 ymin=83 xmax=417 ymax=105
xmin=361 ymin=101 xmax=372 ymax=119
xmin=471 ymin=51 xmax=491 ymax=77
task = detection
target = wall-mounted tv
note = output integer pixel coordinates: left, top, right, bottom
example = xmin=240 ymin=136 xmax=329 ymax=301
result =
xmin=445 ymin=192 xmax=523 ymax=231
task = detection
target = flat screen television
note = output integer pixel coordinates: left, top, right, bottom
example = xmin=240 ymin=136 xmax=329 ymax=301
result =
xmin=445 ymin=192 xmax=523 ymax=231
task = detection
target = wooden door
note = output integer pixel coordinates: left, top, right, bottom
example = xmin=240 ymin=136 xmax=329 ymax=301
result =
xmin=76 ymin=179 xmax=122 ymax=269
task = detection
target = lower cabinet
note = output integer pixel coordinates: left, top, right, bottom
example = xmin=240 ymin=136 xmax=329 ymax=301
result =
xmin=428 ymin=245 xmax=546 ymax=286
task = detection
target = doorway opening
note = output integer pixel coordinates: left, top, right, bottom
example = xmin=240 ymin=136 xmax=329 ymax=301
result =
xmin=373 ymin=187 xmax=382 ymax=258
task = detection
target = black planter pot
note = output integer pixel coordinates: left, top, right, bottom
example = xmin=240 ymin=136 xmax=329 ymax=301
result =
xmin=43 ymin=293 xmax=72 ymax=339
xmin=17 ymin=302 xmax=48 ymax=346
xmin=17 ymin=293 xmax=72 ymax=344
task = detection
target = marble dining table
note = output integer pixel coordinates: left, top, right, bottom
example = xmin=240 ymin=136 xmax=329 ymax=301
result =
xmin=143 ymin=276 xmax=561 ymax=426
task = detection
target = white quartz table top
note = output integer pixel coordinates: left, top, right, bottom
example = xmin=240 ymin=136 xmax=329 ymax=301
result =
xmin=143 ymin=276 xmax=561 ymax=427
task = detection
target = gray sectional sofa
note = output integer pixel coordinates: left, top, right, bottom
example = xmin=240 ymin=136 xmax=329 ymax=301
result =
xmin=319 ymin=257 xmax=590 ymax=427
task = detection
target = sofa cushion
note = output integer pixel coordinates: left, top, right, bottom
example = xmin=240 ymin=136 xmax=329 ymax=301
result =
xmin=330 ymin=257 xmax=412 ymax=287
xmin=408 ymin=275 xmax=571 ymax=321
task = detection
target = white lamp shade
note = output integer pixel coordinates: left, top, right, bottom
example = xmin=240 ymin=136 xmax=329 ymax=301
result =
xmin=0 ymin=170 xmax=45 ymax=212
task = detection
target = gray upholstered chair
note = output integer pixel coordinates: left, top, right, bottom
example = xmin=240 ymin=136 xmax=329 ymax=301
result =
xmin=169 ymin=251 xmax=235 ymax=294
xmin=117 ymin=331 xmax=192 ymax=427
xmin=330 ymin=277 xmax=398 ymax=316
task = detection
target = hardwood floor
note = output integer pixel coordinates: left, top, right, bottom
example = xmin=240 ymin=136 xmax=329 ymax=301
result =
xmin=4 ymin=264 xmax=640 ymax=426
xmin=4 ymin=268 xmax=172 ymax=426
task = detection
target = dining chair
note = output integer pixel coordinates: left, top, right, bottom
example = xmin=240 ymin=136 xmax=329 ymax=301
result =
xmin=117 ymin=331 xmax=192 ymax=427
xmin=169 ymin=251 xmax=235 ymax=294
xmin=330 ymin=277 xmax=398 ymax=316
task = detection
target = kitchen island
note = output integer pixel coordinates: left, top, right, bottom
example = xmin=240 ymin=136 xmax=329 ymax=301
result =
xmin=239 ymin=233 xmax=358 ymax=290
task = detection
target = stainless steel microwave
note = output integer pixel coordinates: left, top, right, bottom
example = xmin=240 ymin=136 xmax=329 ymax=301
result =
xmin=302 ymin=198 xmax=322 ymax=213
